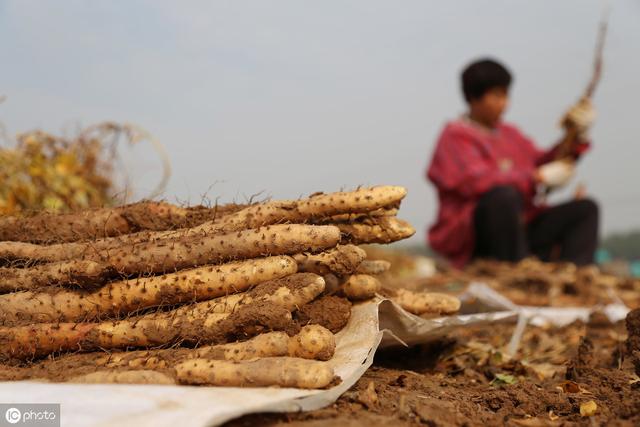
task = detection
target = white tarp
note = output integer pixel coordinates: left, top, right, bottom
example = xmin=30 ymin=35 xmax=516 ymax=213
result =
xmin=0 ymin=297 xmax=517 ymax=427
xmin=1 ymin=285 xmax=630 ymax=427
xmin=460 ymin=282 xmax=630 ymax=326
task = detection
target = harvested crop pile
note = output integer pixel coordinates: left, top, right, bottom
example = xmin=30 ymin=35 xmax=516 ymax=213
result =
xmin=381 ymin=256 xmax=640 ymax=310
xmin=0 ymin=185 xmax=459 ymax=389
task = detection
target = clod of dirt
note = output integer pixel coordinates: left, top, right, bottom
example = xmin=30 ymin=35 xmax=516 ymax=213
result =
xmin=294 ymin=295 xmax=351 ymax=333
xmin=625 ymin=308 xmax=640 ymax=376
xmin=566 ymin=336 xmax=594 ymax=381
xmin=212 ymin=301 xmax=293 ymax=343
xmin=588 ymin=310 xmax=613 ymax=328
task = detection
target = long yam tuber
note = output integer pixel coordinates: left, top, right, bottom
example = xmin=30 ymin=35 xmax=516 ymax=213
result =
xmin=0 ymin=300 xmax=294 ymax=361
xmin=175 ymin=357 xmax=335 ymax=389
xmin=0 ymin=256 xmax=297 ymax=325
xmin=392 ymin=289 xmax=461 ymax=315
xmin=0 ymin=201 xmax=189 ymax=243
xmin=0 ymin=224 xmax=340 ymax=278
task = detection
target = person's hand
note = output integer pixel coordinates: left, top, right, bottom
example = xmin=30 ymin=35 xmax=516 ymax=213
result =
xmin=562 ymin=98 xmax=596 ymax=136
xmin=536 ymin=160 xmax=575 ymax=189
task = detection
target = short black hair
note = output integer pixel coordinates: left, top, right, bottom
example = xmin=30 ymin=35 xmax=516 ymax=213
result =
xmin=461 ymin=58 xmax=512 ymax=102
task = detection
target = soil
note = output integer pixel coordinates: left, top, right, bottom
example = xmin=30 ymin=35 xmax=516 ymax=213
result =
xmin=226 ymin=310 xmax=640 ymax=427
xmin=294 ymin=296 xmax=352 ymax=333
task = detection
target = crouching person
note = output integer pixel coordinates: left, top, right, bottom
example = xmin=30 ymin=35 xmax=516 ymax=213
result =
xmin=426 ymin=58 xmax=599 ymax=268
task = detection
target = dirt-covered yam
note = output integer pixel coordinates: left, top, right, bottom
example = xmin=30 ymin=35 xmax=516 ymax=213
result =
xmin=0 ymin=300 xmax=293 ymax=361
xmin=287 ymin=325 xmax=336 ymax=361
xmin=392 ymin=289 xmax=461 ymax=315
xmin=91 ymin=224 xmax=339 ymax=275
xmin=0 ymin=201 xmax=189 ymax=243
xmin=356 ymin=260 xmax=391 ymax=275
xmin=342 ymin=275 xmax=381 ymax=301
xmin=295 ymin=295 xmax=351 ymax=333
xmin=175 ymin=357 xmax=335 ymax=389
xmin=67 ymin=370 xmax=176 ymax=385
xmin=0 ymin=256 xmax=297 ymax=325
xmin=179 ymin=273 xmax=325 ymax=316
xmin=294 ymin=245 xmax=366 ymax=276
xmin=337 ymin=217 xmax=415 ymax=244
xmin=188 ymin=186 xmax=407 ymax=235
xmin=0 ymin=260 xmax=115 ymax=293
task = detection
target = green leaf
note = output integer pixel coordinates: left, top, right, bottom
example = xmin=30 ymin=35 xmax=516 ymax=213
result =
xmin=491 ymin=373 xmax=518 ymax=386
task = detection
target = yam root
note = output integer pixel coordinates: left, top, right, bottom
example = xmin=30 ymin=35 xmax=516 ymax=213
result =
xmin=95 ymin=224 xmax=339 ymax=276
xmin=0 ymin=256 xmax=297 ymax=325
xmin=294 ymin=245 xmax=366 ymax=276
xmin=0 ymin=201 xmax=188 ymax=243
xmin=392 ymin=289 xmax=461 ymax=315
xmin=356 ymin=260 xmax=391 ymax=275
xmin=0 ymin=260 xmax=116 ymax=293
xmin=176 ymin=273 xmax=325 ymax=316
xmin=0 ymin=224 xmax=340 ymax=272
xmin=0 ymin=328 xmax=335 ymax=383
xmin=337 ymin=217 xmax=415 ymax=244
xmin=175 ymin=357 xmax=335 ymax=389
xmin=67 ymin=370 xmax=175 ymax=385
xmin=0 ymin=300 xmax=293 ymax=361
xmin=190 ymin=185 xmax=408 ymax=235
xmin=342 ymin=274 xmax=381 ymax=301
xmin=0 ymin=273 xmax=324 ymax=360
xmin=287 ymin=325 xmax=336 ymax=361
xmin=0 ymin=186 xmax=406 ymax=263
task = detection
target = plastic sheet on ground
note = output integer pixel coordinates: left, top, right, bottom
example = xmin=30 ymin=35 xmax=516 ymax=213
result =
xmin=0 ymin=297 xmax=517 ymax=427
xmin=460 ymin=282 xmax=631 ymax=327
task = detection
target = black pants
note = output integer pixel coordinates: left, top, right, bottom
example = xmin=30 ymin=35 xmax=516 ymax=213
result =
xmin=473 ymin=186 xmax=599 ymax=265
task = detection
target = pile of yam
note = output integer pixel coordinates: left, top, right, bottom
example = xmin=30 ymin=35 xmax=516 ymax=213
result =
xmin=0 ymin=185 xmax=460 ymax=389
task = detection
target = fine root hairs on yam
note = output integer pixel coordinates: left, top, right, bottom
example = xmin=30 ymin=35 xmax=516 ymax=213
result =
xmin=0 ymin=201 xmax=189 ymax=243
xmin=88 ymin=224 xmax=340 ymax=276
xmin=178 ymin=273 xmax=325 ymax=316
xmin=67 ymin=370 xmax=176 ymax=385
xmin=0 ymin=332 xmax=294 ymax=382
xmin=0 ymin=260 xmax=115 ymax=293
xmin=0 ymin=256 xmax=298 ymax=325
xmin=337 ymin=217 xmax=415 ymax=244
xmin=293 ymin=245 xmax=366 ymax=276
xmin=356 ymin=260 xmax=391 ymax=275
xmin=174 ymin=357 xmax=335 ymax=389
xmin=189 ymin=185 xmax=408 ymax=234
xmin=0 ymin=187 xmax=405 ymax=263
xmin=342 ymin=274 xmax=381 ymax=301
xmin=101 ymin=331 xmax=293 ymax=369
xmin=392 ymin=289 xmax=461 ymax=315
xmin=0 ymin=328 xmax=335 ymax=383
xmin=0 ymin=300 xmax=293 ymax=361
xmin=0 ymin=224 xmax=340 ymax=274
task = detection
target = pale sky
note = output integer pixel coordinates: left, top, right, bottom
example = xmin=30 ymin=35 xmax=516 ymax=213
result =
xmin=1 ymin=0 xmax=639 ymax=243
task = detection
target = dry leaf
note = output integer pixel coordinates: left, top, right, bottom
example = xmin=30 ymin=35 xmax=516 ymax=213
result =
xmin=560 ymin=380 xmax=580 ymax=393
